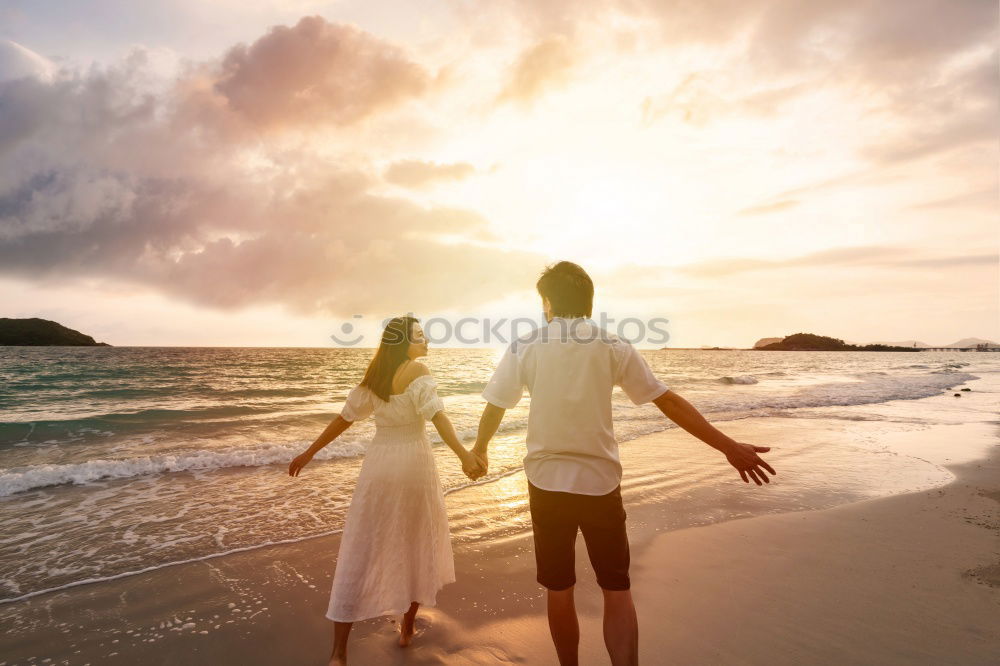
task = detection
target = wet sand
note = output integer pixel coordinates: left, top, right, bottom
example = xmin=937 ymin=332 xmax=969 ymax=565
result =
xmin=1 ymin=378 xmax=997 ymax=665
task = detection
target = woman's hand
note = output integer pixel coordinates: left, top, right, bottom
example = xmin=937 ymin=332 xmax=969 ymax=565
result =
xmin=458 ymin=448 xmax=485 ymax=481
xmin=288 ymin=452 xmax=314 ymax=477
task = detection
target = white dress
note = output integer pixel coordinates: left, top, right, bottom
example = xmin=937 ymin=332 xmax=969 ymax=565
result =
xmin=325 ymin=374 xmax=456 ymax=622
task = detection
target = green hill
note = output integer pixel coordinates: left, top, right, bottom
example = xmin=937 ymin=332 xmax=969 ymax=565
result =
xmin=756 ymin=333 xmax=919 ymax=352
xmin=0 ymin=318 xmax=111 ymax=346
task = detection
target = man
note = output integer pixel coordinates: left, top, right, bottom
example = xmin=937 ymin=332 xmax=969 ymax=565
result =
xmin=471 ymin=261 xmax=775 ymax=666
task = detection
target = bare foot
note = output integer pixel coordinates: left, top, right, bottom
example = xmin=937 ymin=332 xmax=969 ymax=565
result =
xmin=399 ymin=616 xmax=416 ymax=647
xmin=328 ymin=656 xmax=347 ymax=666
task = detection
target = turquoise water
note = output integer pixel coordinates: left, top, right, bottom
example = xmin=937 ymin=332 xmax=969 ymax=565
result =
xmin=0 ymin=346 xmax=995 ymax=603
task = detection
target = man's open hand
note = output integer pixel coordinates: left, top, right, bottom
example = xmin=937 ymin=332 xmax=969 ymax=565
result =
xmin=724 ymin=441 xmax=776 ymax=485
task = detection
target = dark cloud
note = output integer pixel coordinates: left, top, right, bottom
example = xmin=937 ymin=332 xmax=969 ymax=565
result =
xmin=0 ymin=19 xmax=543 ymax=316
xmin=207 ymin=16 xmax=430 ymax=130
xmin=0 ymin=160 xmax=538 ymax=314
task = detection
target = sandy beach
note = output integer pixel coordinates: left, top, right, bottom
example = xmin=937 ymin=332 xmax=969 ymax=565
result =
xmin=2 ymin=376 xmax=997 ymax=665
xmin=3 ymin=0 xmax=998 ymax=662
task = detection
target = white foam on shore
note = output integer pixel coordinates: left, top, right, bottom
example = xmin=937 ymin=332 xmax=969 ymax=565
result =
xmin=720 ymin=375 xmax=759 ymax=384
xmin=0 ymin=441 xmax=367 ymax=496
xmin=0 ymin=416 xmax=531 ymax=498
xmin=0 ymin=464 xmax=527 ymax=607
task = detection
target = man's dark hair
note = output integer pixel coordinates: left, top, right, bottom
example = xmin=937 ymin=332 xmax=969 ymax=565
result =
xmin=536 ymin=261 xmax=594 ymax=317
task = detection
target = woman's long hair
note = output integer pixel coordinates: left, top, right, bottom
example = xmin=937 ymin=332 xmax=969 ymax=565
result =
xmin=359 ymin=316 xmax=419 ymax=402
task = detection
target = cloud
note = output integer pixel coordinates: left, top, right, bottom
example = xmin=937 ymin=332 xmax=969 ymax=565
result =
xmin=497 ymin=0 xmax=997 ymax=79
xmin=178 ymin=15 xmax=431 ymax=134
xmin=0 ymin=158 xmax=539 ymax=315
xmin=585 ymin=1 xmax=999 ymax=170
xmin=496 ymin=35 xmax=576 ymax=105
xmin=383 ymin=159 xmax=476 ymax=188
xmin=641 ymin=73 xmax=808 ymax=127
xmin=858 ymin=51 xmax=999 ymax=165
xmin=908 ymin=187 xmax=998 ymax=211
xmin=676 ymin=245 xmax=995 ymax=278
xmin=0 ymin=21 xmax=545 ymax=317
xmin=0 ymin=39 xmax=55 ymax=82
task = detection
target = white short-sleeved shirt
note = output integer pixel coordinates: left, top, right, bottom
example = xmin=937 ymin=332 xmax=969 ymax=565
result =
xmin=482 ymin=316 xmax=670 ymax=495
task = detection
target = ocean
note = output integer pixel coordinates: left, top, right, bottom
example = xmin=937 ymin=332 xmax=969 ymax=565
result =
xmin=0 ymin=346 xmax=996 ymax=606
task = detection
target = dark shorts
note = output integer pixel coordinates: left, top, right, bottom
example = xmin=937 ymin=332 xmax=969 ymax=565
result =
xmin=527 ymin=480 xmax=630 ymax=591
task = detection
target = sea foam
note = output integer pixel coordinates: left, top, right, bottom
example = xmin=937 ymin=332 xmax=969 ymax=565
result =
xmin=720 ymin=375 xmax=759 ymax=384
xmin=0 ymin=441 xmax=367 ymax=496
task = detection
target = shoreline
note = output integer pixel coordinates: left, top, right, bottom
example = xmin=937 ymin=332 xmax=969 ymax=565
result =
xmin=1 ymin=377 xmax=997 ymax=664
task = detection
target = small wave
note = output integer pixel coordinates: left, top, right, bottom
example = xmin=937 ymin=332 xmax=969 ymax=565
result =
xmin=0 ymin=463 xmax=530 ymax=606
xmin=720 ymin=375 xmax=758 ymax=385
xmin=0 ymin=441 xmax=367 ymax=497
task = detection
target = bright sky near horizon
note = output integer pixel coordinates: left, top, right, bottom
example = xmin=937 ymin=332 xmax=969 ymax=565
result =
xmin=0 ymin=1 xmax=997 ymax=348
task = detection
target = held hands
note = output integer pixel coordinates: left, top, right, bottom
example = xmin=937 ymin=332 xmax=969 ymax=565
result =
xmin=288 ymin=451 xmax=313 ymax=477
xmin=459 ymin=446 xmax=489 ymax=481
xmin=724 ymin=441 xmax=776 ymax=485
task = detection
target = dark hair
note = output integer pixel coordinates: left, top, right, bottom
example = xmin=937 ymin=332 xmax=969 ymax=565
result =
xmin=359 ymin=316 xmax=419 ymax=402
xmin=536 ymin=261 xmax=594 ymax=317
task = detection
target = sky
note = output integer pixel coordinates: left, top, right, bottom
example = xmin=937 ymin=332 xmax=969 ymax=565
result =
xmin=0 ymin=0 xmax=997 ymax=348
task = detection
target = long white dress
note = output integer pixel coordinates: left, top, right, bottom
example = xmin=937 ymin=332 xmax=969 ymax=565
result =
xmin=325 ymin=374 xmax=456 ymax=622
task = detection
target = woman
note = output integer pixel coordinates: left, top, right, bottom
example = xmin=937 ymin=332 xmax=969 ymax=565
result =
xmin=288 ymin=316 xmax=484 ymax=665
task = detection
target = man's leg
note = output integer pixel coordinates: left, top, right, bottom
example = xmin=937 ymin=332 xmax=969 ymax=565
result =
xmin=580 ymin=486 xmax=637 ymax=665
xmin=601 ymin=589 xmax=638 ymax=666
xmin=547 ymin=586 xmax=580 ymax=666
xmin=528 ymin=481 xmax=580 ymax=666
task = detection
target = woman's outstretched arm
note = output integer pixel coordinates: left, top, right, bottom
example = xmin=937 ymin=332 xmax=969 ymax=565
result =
xmin=288 ymin=415 xmax=353 ymax=477
xmin=430 ymin=411 xmax=484 ymax=480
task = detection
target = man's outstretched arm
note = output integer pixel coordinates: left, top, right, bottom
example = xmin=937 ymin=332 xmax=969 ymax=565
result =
xmin=471 ymin=402 xmax=506 ymax=475
xmin=652 ymin=390 xmax=776 ymax=485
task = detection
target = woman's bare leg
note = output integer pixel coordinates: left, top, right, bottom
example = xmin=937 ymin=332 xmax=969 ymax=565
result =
xmin=330 ymin=621 xmax=352 ymax=665
xmin=399 ymin=601 xmax=420 ymax=646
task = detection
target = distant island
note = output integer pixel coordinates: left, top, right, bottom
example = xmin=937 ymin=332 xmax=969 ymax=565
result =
xmin=755 ymin=333 xmax=919 ymax=352
xmin=659 ymin=346 xmax=744 ymax=351
xmin=0 ymin=318 xmax=111 ymax=346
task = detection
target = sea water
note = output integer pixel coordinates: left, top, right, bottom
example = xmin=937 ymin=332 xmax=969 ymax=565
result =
xmin=0 ymin=346 xmax=996 ymax=603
